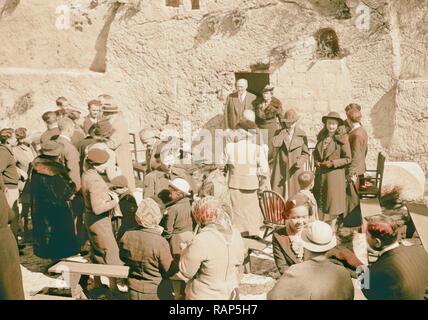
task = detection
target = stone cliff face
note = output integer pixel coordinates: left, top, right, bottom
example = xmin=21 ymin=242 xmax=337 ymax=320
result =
xmin=0 ymin=0 xmax=427 ymax=174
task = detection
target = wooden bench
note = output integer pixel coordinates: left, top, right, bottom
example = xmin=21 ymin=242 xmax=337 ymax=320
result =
xmin=48 ymin=261 xmax=129 ymax=299
xmin=406 ymin=203 xmax=428 ymax=253
xmin=360 ymin=198 xmax=383 ymax=220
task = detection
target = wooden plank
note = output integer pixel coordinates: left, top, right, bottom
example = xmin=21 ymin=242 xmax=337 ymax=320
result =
xmin=406 ymin=203 xmax=428 ymax=253
xmin=49 ymin=261 xmax=129 ymax=279
xmin=31 ymin=294 xmax=75 ymax=300
xmin=360 ymin=198 xmax=382 ymax=219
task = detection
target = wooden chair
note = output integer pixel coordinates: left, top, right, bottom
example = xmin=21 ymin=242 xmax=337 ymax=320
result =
xmin=360 ymin=152 xmax=386 ymax=199
xmin=129 ymin=133 xmax=146 ymax=181
xmin=259 ymin=190 xmax=287 ymax=239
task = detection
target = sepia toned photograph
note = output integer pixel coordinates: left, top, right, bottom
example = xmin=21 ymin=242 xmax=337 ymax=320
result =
xmin=0 ymin=0 xmax=427 ymax=306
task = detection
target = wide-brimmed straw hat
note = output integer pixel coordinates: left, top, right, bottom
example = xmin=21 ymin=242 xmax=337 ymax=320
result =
xmin=322 ymin=111 xmax=343 ymax=125
xmin=301 ymin=221 xmax=337 ymax=253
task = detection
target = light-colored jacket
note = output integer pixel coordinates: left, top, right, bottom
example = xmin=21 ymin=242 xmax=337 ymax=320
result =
xmin=225 ymin=133 xmax=269 ymax=190
xmin=81 ymin=169 xmax=117 ymax=215
xmin=179 ymin=225 xmax=245 ymax=300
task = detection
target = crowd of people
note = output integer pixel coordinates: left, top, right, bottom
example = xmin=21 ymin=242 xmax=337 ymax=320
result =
xmin=1 ymin=79 xmax=428 ymax=300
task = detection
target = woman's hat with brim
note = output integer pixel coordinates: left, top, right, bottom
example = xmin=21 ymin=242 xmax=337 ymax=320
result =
xmin=280 ymin=108 xmax=299 ymax=123
xmin=322 ymin=111 xmax=343 ymax=125
xmin=262 ymin=84 xmax=275 ymax=93
xmin=41 ymin=140 xmax=63 ymax=157
xmin=168 ymin=178 xmax=191 ymax=196
xmin=301 ymin=221 xmax=337 ymax=253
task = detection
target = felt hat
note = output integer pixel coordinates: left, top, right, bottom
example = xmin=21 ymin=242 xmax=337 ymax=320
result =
xmin=90 ymin=120 xmax=114 ymax=139
xmin=262 ymin=84 xmax=274 ymax=93
xmin=322 ymin=111 xmax=344 ymax=125
xmin=41 ymin=140 xmax=63 ymax=157
xmin=101 ymin=104 xmax=120 ymax=113
xmin=280 ymin=108 xmax=299 ymax=123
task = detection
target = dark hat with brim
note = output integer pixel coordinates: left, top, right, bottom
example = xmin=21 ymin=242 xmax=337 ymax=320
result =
xmin=280 ymin=109 xmax=299 ymax=123
xmin=89 ymin=120 xmax=115 ymax=139
xmin=262 ymin=84 xmax=274 ymax=93
xmin=102 ymin=105 xmax=120 ymax=113
xmin=41 ymin=140 xmax=63 ymax=157
xmin=322 ymin=111 xmax=344 ymax=125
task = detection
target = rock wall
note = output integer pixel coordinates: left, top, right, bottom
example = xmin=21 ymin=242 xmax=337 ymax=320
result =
xmin=0 ymin=0 xmax=427 ymax=175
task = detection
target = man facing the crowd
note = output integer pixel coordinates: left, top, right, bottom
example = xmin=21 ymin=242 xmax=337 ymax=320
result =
xmin=83 ymin=100 xmax=102 ymax=135
xmin=99 ymin=94 xmax=136 ymax=192
xmin=224 ymin=78 xmax=257 ymax=129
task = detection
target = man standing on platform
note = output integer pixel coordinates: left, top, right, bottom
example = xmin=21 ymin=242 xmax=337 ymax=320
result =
xmin=99 ymin=94 xmax=136 ymax=192
xmin=224 ymin=78 xmax=257 ymax=130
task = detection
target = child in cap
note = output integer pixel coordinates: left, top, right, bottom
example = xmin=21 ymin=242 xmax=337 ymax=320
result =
xmin=289 ymin=171 xmax=319 ymax=221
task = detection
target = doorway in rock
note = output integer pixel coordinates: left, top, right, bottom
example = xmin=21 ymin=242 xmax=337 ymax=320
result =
xmin=235 ymin=72 xmax=270 ymax=97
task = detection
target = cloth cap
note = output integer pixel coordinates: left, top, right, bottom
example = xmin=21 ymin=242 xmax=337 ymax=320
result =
xmin=87 ymin=148 xmax=110 ymax=165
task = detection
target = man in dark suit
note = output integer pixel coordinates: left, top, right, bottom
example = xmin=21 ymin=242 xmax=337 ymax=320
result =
xmin=224 ymin=79 xmax=257 ymax=129
xmin=344 ymin=103 xmax=368 ymax=190
xmin=268 ymin=221 xmax=354 ymax=300
xmin=329 ymin=215 xmax=428 ymax=300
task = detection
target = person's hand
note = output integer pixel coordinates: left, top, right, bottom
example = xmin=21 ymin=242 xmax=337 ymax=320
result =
xmin=327 ymin=247 xmax=364 ymax=267
xmin=350 ymin=174 xmax=358 ymax=184
xmin=320 ymin=160 xmax=334 ymax=168
xmin=314 ymin=161 xmax=321 ymax=168
xmin=109 ymin=191 xmax=119 ymax=204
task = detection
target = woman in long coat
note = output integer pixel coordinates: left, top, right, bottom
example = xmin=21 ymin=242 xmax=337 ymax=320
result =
xmin=271 ymin=109 xmax=310 ymax=200
xmin=179 ymin=197 xmax=245 ymax=300
xmin=255 ymin=85 xmax=283 ymax=161
xmin=313 ymin=112 xmax=351 ymax=230
xmin=29 ymin=141 xmax=79 ymax=260
xmin=0 ymin=179 xmax=25 ymax=300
